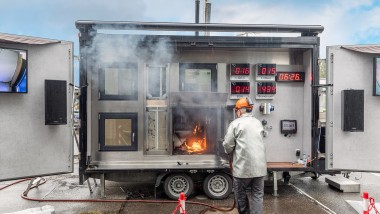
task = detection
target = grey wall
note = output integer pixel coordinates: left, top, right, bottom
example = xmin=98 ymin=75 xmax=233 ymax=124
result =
xmin=0 ymin=42 xmax=74 ymax=180
xmin=326 ymin=46 xmax=380 ymax=171
xmin=88 ymin=47 xmax=312 ymax=166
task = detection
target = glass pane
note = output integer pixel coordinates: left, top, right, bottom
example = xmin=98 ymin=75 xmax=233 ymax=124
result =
xmin=148 ymin=67 xmax=167 ymax=99
xmin=148 ymin=67 xmax=161 ymax=98
xmin=147 ymin=110 xmax=167 ymax=151
xmin=184 ymin=69 xmax=211 ymax=92
xmin=105 ymin=68 xmax=134 ymax=96
xmin=105 ymin=119 xmax=132 ymax=146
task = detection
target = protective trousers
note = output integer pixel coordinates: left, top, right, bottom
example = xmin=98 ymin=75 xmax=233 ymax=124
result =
xmin=233 ymin=176 xmax=265 ymax=214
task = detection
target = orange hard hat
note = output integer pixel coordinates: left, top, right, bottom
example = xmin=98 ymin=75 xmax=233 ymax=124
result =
xmin=235 ymin=97 xmax=253 ymax=110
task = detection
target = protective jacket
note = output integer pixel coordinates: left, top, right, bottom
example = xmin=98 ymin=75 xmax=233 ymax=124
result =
xmin=223 ymin=113 xmax=267 ymax=178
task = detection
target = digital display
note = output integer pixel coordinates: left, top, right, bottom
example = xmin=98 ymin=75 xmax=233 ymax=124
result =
xmin=257 ymin=82 xmax=276 ymax=94
xmin=230 ymin=64 xmax=250 ymax=75
xmin=276 ymin=72 xmax=305 ymax=82
xmin=257 ymin=64 xmax=276 ymax=76
xmin=0 ymin=47 xmax=27 ymax=93
xmin=231 ymin=82 xmax=250 ymax=94
xmin=280 ymin=120 xmax=297 ymax=134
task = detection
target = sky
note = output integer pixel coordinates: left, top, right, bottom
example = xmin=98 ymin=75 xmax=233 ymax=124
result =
xmin=1 ymin=0 xmax=380 ymax=83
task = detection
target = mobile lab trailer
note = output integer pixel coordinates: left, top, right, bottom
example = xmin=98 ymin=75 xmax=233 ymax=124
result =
xmin=0 ymin=33 xmax=74 ymax=181
xmin=75 ymin=21 xmax=324 ymax=199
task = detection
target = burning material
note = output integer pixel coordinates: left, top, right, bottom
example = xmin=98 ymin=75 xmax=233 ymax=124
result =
xmin=174 ymin=121 xmax=208 ymax=154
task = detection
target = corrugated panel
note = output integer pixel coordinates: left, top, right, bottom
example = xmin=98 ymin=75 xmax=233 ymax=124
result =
xmin=0 ymin=33 xmax=60 ymax=45
xmin=342 ymin=44 xmax=380 ymax=54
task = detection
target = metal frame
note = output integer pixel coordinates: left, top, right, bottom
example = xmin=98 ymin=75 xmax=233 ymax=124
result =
xmin=98 ymin=112 xmax=138 ymax=151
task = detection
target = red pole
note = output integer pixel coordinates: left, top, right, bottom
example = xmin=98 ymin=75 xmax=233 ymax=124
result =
xmin=179 ymin=192 xmax=186 ymax=214
xmin=363 ymin=192 xmax=369 ymax=214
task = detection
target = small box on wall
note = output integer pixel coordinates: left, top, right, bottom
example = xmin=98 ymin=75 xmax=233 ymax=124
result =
xmin=45 ymin=80 xmax=67 ymax=125
xmin=341 ymin=89 xmax=364 ymax=132
xmin=373 ymin=57 xmax=380 ymax=96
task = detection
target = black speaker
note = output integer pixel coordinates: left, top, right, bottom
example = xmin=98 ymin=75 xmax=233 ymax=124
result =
xmin=341 ymin=90 xmax=364 ymax=132
xmin=45 ymin=80 xmax=67 ymax=125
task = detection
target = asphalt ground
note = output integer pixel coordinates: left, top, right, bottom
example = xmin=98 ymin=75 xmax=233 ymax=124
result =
xmin=1 ymin=159 xmax=379 ymax=214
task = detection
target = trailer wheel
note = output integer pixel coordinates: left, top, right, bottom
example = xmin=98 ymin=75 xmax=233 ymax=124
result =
xmin=203 ymin=172 xmax=232 ymax=199
xmin=164 ymin=173 xmax=194 ymax=200
xmin=311 ymin=172 xmax=320 ymax=180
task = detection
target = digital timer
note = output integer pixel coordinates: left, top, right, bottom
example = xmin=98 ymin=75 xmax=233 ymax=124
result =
xmin=276 ymin=72 xmax=305 ymax=82
xmin=256 ymin=82 xmax=276 ymax=100
xmin=230 ymin=64 xmax=250 ymax=81
xmin=257 ymin=64 xmax=276 ymax=75
xmin=257 ymin=82 xmax=276 ymax=94
xmin=231 ymin=82 xmax=250 ymax=94
xmin=256 ymin=64 xmax=276 ymax=81
xmin=230 ymin=64 xmax=250 ymax=75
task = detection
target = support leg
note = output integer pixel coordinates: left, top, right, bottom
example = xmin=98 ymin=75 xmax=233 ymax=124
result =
xmin=87 ymin=179 xmax=93 ymax=194
xmin=273 ymin=171 xmax=278 ymax=197
xmin=100 ymin=173 xmax=106 ymax=198
xmin=93 ymin=178 xmax=97 ymax=187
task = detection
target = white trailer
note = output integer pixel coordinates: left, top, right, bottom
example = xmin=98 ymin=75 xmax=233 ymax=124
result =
xmin=75 ymin=21 xmax=324 ymax=199
xmin=0 ymin=33 xmax=74 ymax=181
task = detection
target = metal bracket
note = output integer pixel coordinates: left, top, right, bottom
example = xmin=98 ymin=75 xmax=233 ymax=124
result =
xmin=23 ymin=177 xmax=42 ymax=196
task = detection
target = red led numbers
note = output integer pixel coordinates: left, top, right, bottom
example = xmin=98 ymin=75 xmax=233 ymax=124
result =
xmin=231 ymin=64 xmax=250 ymax=75
xmin=276 ymin=72 xmax=305 ymax=82
xmin=257 ymin=82 xmax=276 ymax=94
xmin=257 ymin=64 xmax=276 ymax=76
xmin=231 ymin=82 xmax=250 ymax=94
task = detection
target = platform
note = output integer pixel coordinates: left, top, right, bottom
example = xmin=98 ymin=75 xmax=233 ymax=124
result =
xmin=325 ymin=176 xmax=360 ymax=192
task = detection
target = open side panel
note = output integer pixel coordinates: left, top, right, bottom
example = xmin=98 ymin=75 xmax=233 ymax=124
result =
xmin=0 ymin=42 xmax=74 ymax=181
xmin=326 ymin=46 xmax=380 ymax=172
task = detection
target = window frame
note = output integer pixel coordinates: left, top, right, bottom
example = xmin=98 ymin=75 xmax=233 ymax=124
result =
xmin=179 ymin=63 xmax=217 ymax=92
xmin=99 ymin=112 xmax=138 ymax=151
xmin=99 ymin=63 xmax=138 ymax=100
xmin=146 ymin=64 xmax=168 ymax=100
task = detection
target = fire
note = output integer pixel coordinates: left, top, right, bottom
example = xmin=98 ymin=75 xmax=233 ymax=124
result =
xmin=184 ymin=123 xmax=207 ymax=153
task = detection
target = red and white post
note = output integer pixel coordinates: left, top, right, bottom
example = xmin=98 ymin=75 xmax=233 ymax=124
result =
xmin=363 ymin=192 xmax=369 ymax=214
xmin=179 ymin=192 xmax=186 ymax=214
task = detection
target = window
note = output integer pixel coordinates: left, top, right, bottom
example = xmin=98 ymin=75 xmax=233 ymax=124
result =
xmin=179 ymin=63 xmax=217 ymax=92
xmin=99 ymin=63 xmax=138 ymax=100
xmin=146 ymin=107 xmax=168 ymax=154
xmin=147 ymin=65 xmax=167 ymax=99
xmin=99 ymin=113 xmax=137 ymax=151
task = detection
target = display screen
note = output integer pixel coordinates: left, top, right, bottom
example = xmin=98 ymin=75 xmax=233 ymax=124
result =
xmin=230 ymin=64 xmax=250 ymax=75
xmin=0 ymin=47 xmax=27 ymax=93
xmin=231 ymin=82 xmax=250 ymax=94
xmin=280 ymin=120 xmax=297 ymax=134
xmin=276 ymin=72 xmax=305 ymax=82
xmin=257 ymin=82 xmax=276 ymax=94
xmin=257 ymin=64 xmax=276 ymax=76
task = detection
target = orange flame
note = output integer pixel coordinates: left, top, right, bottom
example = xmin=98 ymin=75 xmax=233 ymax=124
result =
xmin=185 ymin=123 xmax=207 ymax=153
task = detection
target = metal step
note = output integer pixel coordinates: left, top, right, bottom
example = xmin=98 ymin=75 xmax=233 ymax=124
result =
xmin=325 ymin=176 xmax=360 ymax=192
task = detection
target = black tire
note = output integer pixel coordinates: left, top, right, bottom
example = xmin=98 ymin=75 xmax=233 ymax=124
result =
xmin=164 ymin=173 xmax=194 ymax=200
xmin=203 ymin=172 xmax=232 ymax=200
xmin=311 ymin=172 xmax=320 ymax=180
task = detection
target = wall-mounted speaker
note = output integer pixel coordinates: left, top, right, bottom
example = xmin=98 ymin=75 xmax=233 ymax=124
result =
xmin=45 ymin=80 xmax=67 ymax=125
xmin=341 ymin=90 xmax=364 ymax=132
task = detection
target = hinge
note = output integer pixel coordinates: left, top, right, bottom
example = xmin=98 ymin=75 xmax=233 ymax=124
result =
xmin=98 ymin=114 xmax=100 ymax=120
xmin=330 ymin=53 xmax=334 ymax=63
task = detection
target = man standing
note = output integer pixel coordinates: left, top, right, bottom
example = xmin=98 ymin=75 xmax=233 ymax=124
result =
xmin=223 ymin=98 xmax=267 ymax=214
